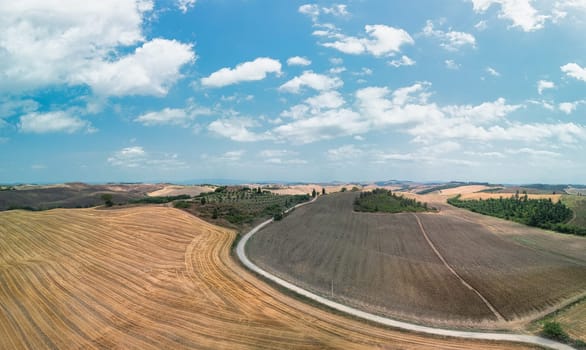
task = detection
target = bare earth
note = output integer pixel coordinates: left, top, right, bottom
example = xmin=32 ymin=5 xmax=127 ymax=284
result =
xmin=248 ymin=192 xmax=586 ymax=329
xmin=0 ymin=207 xmax=532 ymax=349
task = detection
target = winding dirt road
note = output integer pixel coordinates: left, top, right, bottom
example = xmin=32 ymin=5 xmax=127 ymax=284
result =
xmin=237 ymin=198 xmax=574 ymax=350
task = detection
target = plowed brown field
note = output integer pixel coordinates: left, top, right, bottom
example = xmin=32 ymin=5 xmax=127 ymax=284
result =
xmin=0 ymin=207 xmax=530 ymax=349
xmin=248 ymin=192 xmax=586 ymax=328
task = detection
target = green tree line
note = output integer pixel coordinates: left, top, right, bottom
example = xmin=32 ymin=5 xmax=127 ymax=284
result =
xmin=448 ymin=194 xmax=585 ymax=236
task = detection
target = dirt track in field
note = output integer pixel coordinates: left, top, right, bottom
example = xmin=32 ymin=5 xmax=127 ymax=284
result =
xmin=0 ymin=207 xmax=532 ymax=349
xmin=411 ymin=214 xmax=505 ymax=322
xmin=248 ymin=192 xmax=586 ymax=329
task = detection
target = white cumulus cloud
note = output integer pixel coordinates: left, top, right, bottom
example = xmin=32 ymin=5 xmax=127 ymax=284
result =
xmin=486 ymin=67 xmax=501 ymax=76
xmin=287 ymin=56 xmax=312 ymax=66
xmin=177 ymin=0 xmax=196 ymax=13
xmin=108 ymin=146 xmax=186 ymax=169
xmin=537 ymin=80 xmax=555 ymax=94
xmin=561 ymin=62 xmax=586 ymax=82
xmin=0 ymin=1 xmax=194 ymax=96
xmin=298 ymin=4 xmax=321 ymax=21
xmin=279 ymin=71 xmax=343 ymax=93
xmin=19 ymin=111 xmax=95 ymax=134
xmin=470 ymin=0 xmax=548 ymax=32
xmin=134 ymin=104 xmax=211 ymax=127
xmin=201 ymin=57 xmax=282 ymax=88
xmin=318 ymin=24 xmax=414 ymax=57
xmin=389 ymin=55 xmax=416 ymax=67
xmin=326 ymin=144 xmax=364 ymax=161
xmin=219 ymin=150 xmax=246 ymax=161
xmin=305 ymin=91 xmax=345 ymax=110
xmin=273 ymin=108 xmax=367 ymax=144
xmin=208 ymin=117 xmax=271 ymax=142
xmin=445 ymin=60 xmax=460 ymax=70
xmin=559 ymin=100 xmax=585 ymax=114
xmin=423 ymin=21 xmax=476 ymax=51
xmin=75 ymin=39 xmax=195 ymax=96
xmin=299 ymin=3 xmax=348 ymax=22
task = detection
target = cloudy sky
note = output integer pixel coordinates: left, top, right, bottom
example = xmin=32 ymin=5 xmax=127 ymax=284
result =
xmin=1 ymin=0 xmax=586 ymax=184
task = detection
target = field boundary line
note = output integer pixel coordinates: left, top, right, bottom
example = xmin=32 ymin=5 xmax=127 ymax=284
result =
xmin=412 ymin=213 xmax=506 ymax=322
xmin=236 ymin=196 xmax=575 ymax=350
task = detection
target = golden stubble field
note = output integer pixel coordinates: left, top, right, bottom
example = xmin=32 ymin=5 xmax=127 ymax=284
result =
xmin=0 ymin=206 xmax=531 ymax=349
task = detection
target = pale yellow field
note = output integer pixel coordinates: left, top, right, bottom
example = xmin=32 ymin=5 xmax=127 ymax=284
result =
xmin=438 ymin=185 xmax=492 ymax=196
xmin=0 ymin=207 xmax=532 ymax=349
xmin=147 ymin=185 xmax=214 ymax=197
xmin=268 ymin=184 xmax=357 ymax=195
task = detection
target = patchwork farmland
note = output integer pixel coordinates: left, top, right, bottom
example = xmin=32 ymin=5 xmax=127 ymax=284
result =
xmin=247 ymin=192 xmax=586 ymax=328
xmin=0 ymin=206 xmax=531 ymax=349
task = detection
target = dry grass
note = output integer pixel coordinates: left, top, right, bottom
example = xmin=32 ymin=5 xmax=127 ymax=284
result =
xmin=0 ymin=206 xmax=530 ymax=349
xmin=147 ymin=185 xmax=214 ymax=197
xmin=438 ymin=185 xmax=492 ymax=196
xmin=551 ymin=300 xmax=586 ymax=341
xmin=526 ymin=299 xmax=586 ymax=342
xmin=248 ymin=192 xmax=586 ymax=329
xmin=267 ymin=184 xmax=358 ymax=196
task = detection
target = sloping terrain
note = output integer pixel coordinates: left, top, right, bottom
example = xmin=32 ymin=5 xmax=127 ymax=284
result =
xmin=0 ymin=183 xmax=162 ymax=210
xmin=147 ymin=185 xmax=214 ymax=197
xmin=248 ymin=192 xmax=586 ymax=328
xmin=0 ymin=206 xmax=528 ymax=349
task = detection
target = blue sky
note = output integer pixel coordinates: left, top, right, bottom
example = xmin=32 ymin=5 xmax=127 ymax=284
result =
xmin=1 ymin=0 xmax=586 ymax=184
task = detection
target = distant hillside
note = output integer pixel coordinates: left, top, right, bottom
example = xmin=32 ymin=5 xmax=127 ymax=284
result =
xmin=0 ymin=183 xmax=162 ymax=211
xmin=416 ymin=182 xmax=491 ymax=195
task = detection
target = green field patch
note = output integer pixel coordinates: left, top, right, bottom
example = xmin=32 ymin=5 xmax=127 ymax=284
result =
xmin=561 ymin=195 xmax=586 ymax=229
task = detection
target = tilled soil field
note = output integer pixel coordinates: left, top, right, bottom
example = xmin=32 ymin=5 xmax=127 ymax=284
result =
xmin=248 ymin=192 xmax=586 ymax=328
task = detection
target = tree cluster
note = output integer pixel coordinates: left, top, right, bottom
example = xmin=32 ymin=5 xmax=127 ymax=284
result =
xmin=129 ymin=194 xmax=190 ymax=204
xmin=447 ymin=194 xmax=585 ymax=236
xmin=354 ymin=189 xmax=429 ymax=213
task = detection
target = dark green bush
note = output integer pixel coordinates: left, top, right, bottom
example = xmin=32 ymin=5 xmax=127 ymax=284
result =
xmin=542 ymin=321 xmax=568 ymax=341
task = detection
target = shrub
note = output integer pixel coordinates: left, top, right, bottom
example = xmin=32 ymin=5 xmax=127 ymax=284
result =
xmin=173 ymin=201 xmax=190 ymax=209
xmin=101 ymin=194 xmax=114 ymax=207
xmin=542 ymin=321 xmax=568 ymax=341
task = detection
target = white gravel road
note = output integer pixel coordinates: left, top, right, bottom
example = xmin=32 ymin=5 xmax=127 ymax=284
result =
xmin=236 ymin=196 xmax=575 ymax=350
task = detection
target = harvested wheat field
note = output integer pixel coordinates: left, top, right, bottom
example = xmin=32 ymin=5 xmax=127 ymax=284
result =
xmin=248 ymin=192 xmax=586 ymax=329
xmin=436 ymin=185 xmax=492 ymax=196
xmin=0 ymin=207 xmax=531 ymax=349
xmin=147 ymin=185 xmax=214 ymax=197
xmin=267 ymin=184 xmax=353 ymax=196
